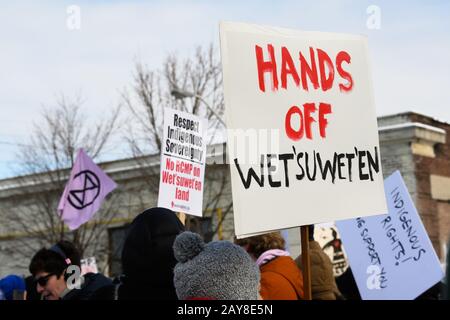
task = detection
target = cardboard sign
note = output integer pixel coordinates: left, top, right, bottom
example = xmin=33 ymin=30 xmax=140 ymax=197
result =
xmin=336 ymin=171 xmax=444 ymax=299
xmin=220 ymin=22 xmax=387 ymax=238
xmin=158 ymin=108 xmax=208 ymax=216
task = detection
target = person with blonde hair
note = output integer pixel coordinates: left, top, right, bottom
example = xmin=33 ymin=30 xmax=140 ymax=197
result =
xmin=235 ymin=232 xmax=304 ymax=300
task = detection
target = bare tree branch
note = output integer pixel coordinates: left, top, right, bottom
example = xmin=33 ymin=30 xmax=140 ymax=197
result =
xmin=4 ymin=94 xmax=123 ymax=266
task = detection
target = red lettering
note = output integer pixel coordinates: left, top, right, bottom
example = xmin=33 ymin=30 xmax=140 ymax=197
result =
xmin=317 ymin=48 xmax=334 ymax=91
xmin=336 ymin=51 xmax=353 ymax=92
xmin=162 ymin=171 xmax=175 ymax=184
xmin=318 ymin=103 xmax=332 ymax=138
xmin=303 ymin=103 xmax=317 ymax=139
xmin=281 ymin=46 xmax=300 ymax=89
xmin=256 ymin=45 xmax=353 ymax=93
xmin=162 ymin=171 xmax=169 ymax=183
xmin=285 ymin=102 xmax=333 ymax=140
xmin=299 ymin=47 xmax=319 ymax=91
xmin=165 ymin=158 xmax=173 ymax=170
xmin=255 ymin=44 xmax=278 ymax=92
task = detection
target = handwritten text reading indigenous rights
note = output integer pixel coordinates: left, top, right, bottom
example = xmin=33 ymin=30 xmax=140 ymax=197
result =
xmin=234 ymin=44 xmax=380 ymax=188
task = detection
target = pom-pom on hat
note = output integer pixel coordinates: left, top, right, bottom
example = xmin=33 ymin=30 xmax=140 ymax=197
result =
xmin=173 ymin=231 xmax=260 ymax=300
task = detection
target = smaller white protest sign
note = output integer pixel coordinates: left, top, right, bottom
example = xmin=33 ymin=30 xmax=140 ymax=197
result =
xmin=80 ymin=257 xmax=98 ymax=275
xmin=336 ymin=171 xmax=444 ymax=299
xmin=158 ymin=108 xmax=208 ymax=216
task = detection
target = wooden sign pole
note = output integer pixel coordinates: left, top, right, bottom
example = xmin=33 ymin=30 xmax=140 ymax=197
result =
xmin=301 ymin=225 xmax=312 ymax=300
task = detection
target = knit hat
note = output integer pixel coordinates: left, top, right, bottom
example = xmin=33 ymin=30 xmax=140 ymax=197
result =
xmin=173 ymin=232 xmax=260 ymax=300
xmin=0 ymin=275 xmax=26 ymax=300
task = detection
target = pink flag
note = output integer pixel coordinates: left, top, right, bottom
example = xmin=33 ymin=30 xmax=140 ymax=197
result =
xmin=58 ymin=149 xmax=117 ymax=230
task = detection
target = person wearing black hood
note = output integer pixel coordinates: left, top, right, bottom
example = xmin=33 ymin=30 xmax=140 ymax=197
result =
xmin=92 ymin=207 xmax=185 ymax=300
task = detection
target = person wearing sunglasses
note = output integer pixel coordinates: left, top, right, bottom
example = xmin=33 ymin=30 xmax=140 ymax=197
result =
xmin=29 ymin=243 xmax=74 ymax=300
xmin=35 ymin=273 xmax=57 ymax=289
xmin=29 ymin=240 xmax=111 ymax=300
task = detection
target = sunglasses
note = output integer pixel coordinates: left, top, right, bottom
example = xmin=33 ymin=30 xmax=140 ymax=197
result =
xmin=35 ymin=273 xmax=55 ymax=287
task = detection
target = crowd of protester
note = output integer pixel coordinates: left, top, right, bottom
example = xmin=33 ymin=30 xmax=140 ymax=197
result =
xmin=0 ymin=207 xmax=448 ymax=300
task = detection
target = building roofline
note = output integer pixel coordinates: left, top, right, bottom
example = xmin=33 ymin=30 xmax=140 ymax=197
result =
xmin=378 ymin=122 xmax=446 ymax=134
xmin=378 ymin=110 xmax=450 ymax=126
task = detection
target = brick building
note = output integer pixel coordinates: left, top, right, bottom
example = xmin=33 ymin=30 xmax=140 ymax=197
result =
xmin=378 ymin=112 xmax=450 ymax=260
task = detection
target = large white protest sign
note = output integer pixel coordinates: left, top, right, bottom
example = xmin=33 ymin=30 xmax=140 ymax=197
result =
xmin=220 ymin=22 xmax=387 ymax=238
xmin=336 ymin=171 xmax=444 ymax=299
xmin=158 ymin=108 xmax=208 ymax=216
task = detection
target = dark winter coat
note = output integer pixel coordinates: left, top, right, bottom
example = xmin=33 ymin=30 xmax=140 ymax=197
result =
xmin=295 ymin=241 xmax=342 ymax=300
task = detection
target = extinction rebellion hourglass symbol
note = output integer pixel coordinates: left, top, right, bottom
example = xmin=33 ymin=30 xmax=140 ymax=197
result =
xmin=67 ymin=170 xmax=101 ymax=210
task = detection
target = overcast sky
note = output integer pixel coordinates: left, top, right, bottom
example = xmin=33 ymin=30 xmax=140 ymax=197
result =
xmin=0 ymin=0 xmax=449 ymax=179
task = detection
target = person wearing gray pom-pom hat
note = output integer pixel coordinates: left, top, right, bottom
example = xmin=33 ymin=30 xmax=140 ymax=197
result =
xmin=173 ymin=231 xmax=260 ymax=300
